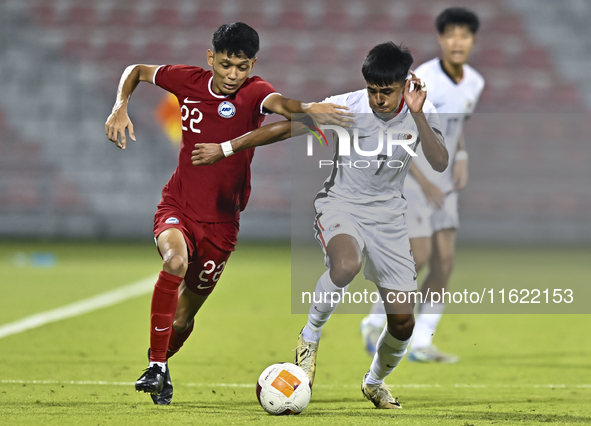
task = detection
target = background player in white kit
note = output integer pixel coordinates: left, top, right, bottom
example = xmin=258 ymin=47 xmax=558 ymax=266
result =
xmin=361 ymin=8 xmax=485 ymax=363
xmin=191 ymin=42 xmax=448 ymax=409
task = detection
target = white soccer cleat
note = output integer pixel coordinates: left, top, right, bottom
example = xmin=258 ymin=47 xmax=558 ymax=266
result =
xmin=407 ymin=345 xmax=459 ymax=363
xmin=361 ymin=373 xmax=402 ymax=409
xmin=294 ymin=329 xmax=319 ymax=386
xmin=360 ymin=317 xmax=383 ymax=356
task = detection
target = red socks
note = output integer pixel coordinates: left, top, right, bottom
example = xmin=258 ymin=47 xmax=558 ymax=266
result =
xmin=149 ymin=271 xmax=183 ymax=362
xmin=167 ymin=320 xmax=195 ymax=359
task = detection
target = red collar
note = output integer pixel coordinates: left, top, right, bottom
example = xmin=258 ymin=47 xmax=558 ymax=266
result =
xmin=386 ymin=96 xmax=405 ymax=121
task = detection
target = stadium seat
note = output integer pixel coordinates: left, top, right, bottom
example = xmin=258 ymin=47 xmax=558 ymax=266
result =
xmin=106 ymin=6 xmax=143 ymax=28
xmin=150 ymin=7 xmax=183 ymax=27
xmin=7 ymin=176 xmax=41 ymax=209
xmin=522 ymin=47 xmax=552 ymax=69
xmin=407 ymin=12 xmax=435 ymax=32
xmin=192 ymin=9 xmax=224 ymax=28
xmin=144 ymin=41 xmax=176 ymax=64
xmin=101 ymin=41 xmax=133 ymax=62
xmin=52 ymin=179 xmax=84 ymax=209
xmin=266 ymin=44 xmax=300 ymax=65
xmin=473 ymin=48 xmax=508 ymax=68
xmin=486 ymin=15 xmax=524 ymax=35
xmin=309 ymin=45 xmax=340 ymax=65
xmin=324 ymin=11 xmax=360 ymax=31
xmin=28 ymin=4 xmax=60 ymax=27
xmin=62 ymin=39 xmax=96 ymax=61
xmin=64 ymin=5 xmax=98 ymax=27
xmin=278 ymin=10 xmax=311 ymax=30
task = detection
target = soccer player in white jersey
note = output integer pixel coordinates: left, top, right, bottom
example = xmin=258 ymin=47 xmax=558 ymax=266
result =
xmin=361 ymin=7 xmax=485 ymax=363
xmin=191 ymin=42 xmax=448 ymax=409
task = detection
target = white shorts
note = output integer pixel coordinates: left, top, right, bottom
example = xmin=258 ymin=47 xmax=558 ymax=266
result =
xmin=313 ymin=207 xmax=417 ymax=292
xmin=404 ymin=189 xmax=459 ymax=239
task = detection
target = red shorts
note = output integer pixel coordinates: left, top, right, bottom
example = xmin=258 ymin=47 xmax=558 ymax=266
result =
xmin=153 ymin=205 xmax=239 ymax=296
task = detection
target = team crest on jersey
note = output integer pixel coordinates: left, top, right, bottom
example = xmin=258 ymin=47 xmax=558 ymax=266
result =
xmin=218 ymin=101 xmax=236 ymax=118
xmin=329 ymin=223 xmax=341 ymax=231
xmin=165 ymin=217 xmax=180 ymax=224
xmin=398 ymin=133 xmax=412 ymax=140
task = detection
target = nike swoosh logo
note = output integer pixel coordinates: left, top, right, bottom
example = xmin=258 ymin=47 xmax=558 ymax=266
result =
xmin=197 ymin=283 xmax=214 ymax=289
xmin=387 ymin=364 xmax=396 ymax=368
xmin=184 ymin=97 xmax=201 ymax=104
xmin=155 ymin=327 xmax=170 ymax=331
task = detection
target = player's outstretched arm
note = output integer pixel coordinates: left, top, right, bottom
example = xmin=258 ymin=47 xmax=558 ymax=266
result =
xmin=404 ymin=71 xmax=448 ymax=172
xmin=262 ymin=94 xmax=354 ymax=128
xmin=191 ymin=121 xmax=308 ymax=166
xmin=105 ymin=64 xmax=160 ymax=149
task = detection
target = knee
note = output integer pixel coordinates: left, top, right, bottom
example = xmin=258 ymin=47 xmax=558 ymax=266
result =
xmin=432 ymin=253 xmax=454 ymax=279
xmin=387 ymin=315 xmax=415 ymax=341
xmin=330 ymin=258 xmax=362 ymax=287
xmin=172 ymin=318 xmax=191 ymax=334
xmin=162 ymin=253 xmax=188 ymax=277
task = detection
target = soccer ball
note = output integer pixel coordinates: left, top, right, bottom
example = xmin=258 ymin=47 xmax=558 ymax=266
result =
xmin=256 ymin=363 xmax=312 ymax=415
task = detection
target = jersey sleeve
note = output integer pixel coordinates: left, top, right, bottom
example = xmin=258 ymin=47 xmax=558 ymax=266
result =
xmin=153 ymin=65 xmax=205 ymax=96
xmin=250 ymin=78 xmax=280 ymax=116
xmin=321 ymin=93 xmax=349 ymax=106
xmin=422 ymin=100 xmax=442 ymax=134
xmin=464 ymin=68 xmax=486 ymax=120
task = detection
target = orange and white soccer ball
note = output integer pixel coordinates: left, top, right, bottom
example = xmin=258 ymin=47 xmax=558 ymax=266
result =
xmin=256 ymin=363 xmax=312 ymax=415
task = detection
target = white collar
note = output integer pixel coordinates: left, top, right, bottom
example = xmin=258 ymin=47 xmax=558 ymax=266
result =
xmin=208 ymin=76 xmax=228 ymax=99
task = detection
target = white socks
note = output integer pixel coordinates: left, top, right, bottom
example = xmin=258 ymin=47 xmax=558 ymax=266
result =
xmin=409 ymin=303 xmax=445 ymax=349
xmin=302 ymin=271 xmax=348 ymax=343
xmin=149 ymin=361 xmax=167 ymax=372
xmin=367 ymin=328 xmax=411 ymax=385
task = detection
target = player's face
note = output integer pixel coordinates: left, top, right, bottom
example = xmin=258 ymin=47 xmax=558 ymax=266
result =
xmin=366 ymin=82 xmax=404 ymax=118
xmin=438 ymin=25 xmax=475 ymax=66
xmin=207 ymin=50 xmax=257 ymax=95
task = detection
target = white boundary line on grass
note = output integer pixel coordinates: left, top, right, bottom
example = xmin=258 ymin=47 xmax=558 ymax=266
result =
xmin=2 ymin=380 xmax=591 ymax=389
xmin=0 ymin=275 xmax=157 ymax=340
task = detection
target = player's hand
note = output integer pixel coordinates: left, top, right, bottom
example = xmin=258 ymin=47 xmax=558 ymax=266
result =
xmin=191 ymin=143 xmax=224 ymax=166
xmin=304 ymin=102 xmax=355 ymax=128
xmin=421 ymin=180 xmax=445 ymax=209
xmin=105 ymin=107 xmax=136 ymax=150
xmin=453 ymin=158 xmax=468 ymax=190
xmin=404 ymin=70 xmax=427 ymax=114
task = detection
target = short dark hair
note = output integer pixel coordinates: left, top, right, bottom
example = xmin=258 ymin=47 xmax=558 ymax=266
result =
xmin=362 ymin=42 xmax=413 ymax=86
xmin=212 ymin=22 xmax=260 ymax=59
xmin=436 ymin=7 xmax=480 ymax=34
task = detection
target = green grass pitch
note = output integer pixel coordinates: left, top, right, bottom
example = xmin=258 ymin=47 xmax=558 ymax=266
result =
xmin=0 ymin=241 xmax=590 ymax=425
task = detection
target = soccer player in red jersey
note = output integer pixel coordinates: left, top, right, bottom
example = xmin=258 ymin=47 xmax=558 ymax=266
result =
xmin=104 ymin=22 xmax=350 ymax=405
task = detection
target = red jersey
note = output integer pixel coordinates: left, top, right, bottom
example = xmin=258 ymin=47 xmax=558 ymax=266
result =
xmin=154 ymin=65 xmax=278 ymax=222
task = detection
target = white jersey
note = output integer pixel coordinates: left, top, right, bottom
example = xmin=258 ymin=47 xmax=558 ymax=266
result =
xmin=314 ymin=89 xmax=441 ymax=223
xmin=405 ymin=58 xmax=484 ymax=194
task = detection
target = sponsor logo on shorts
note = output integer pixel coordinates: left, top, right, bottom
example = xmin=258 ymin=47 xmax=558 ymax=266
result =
xmin=155 ymin=326 xmax=170 ymax=331
xmin=165 ymin=217 xmax=179 ymax=224
xmin=218 ymin=101 xmax=236 ymax=118
xmin=329 ymin=223 xmax=341 ymax=231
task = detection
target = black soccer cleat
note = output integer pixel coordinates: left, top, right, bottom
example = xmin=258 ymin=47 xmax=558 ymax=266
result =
xmin=151 ymin=365 xmax=173 ymax=405
xmin=146 ymin=349 xmax=173 ymax=405
xmin=135 ymin=364 xmax=166 ymax=395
